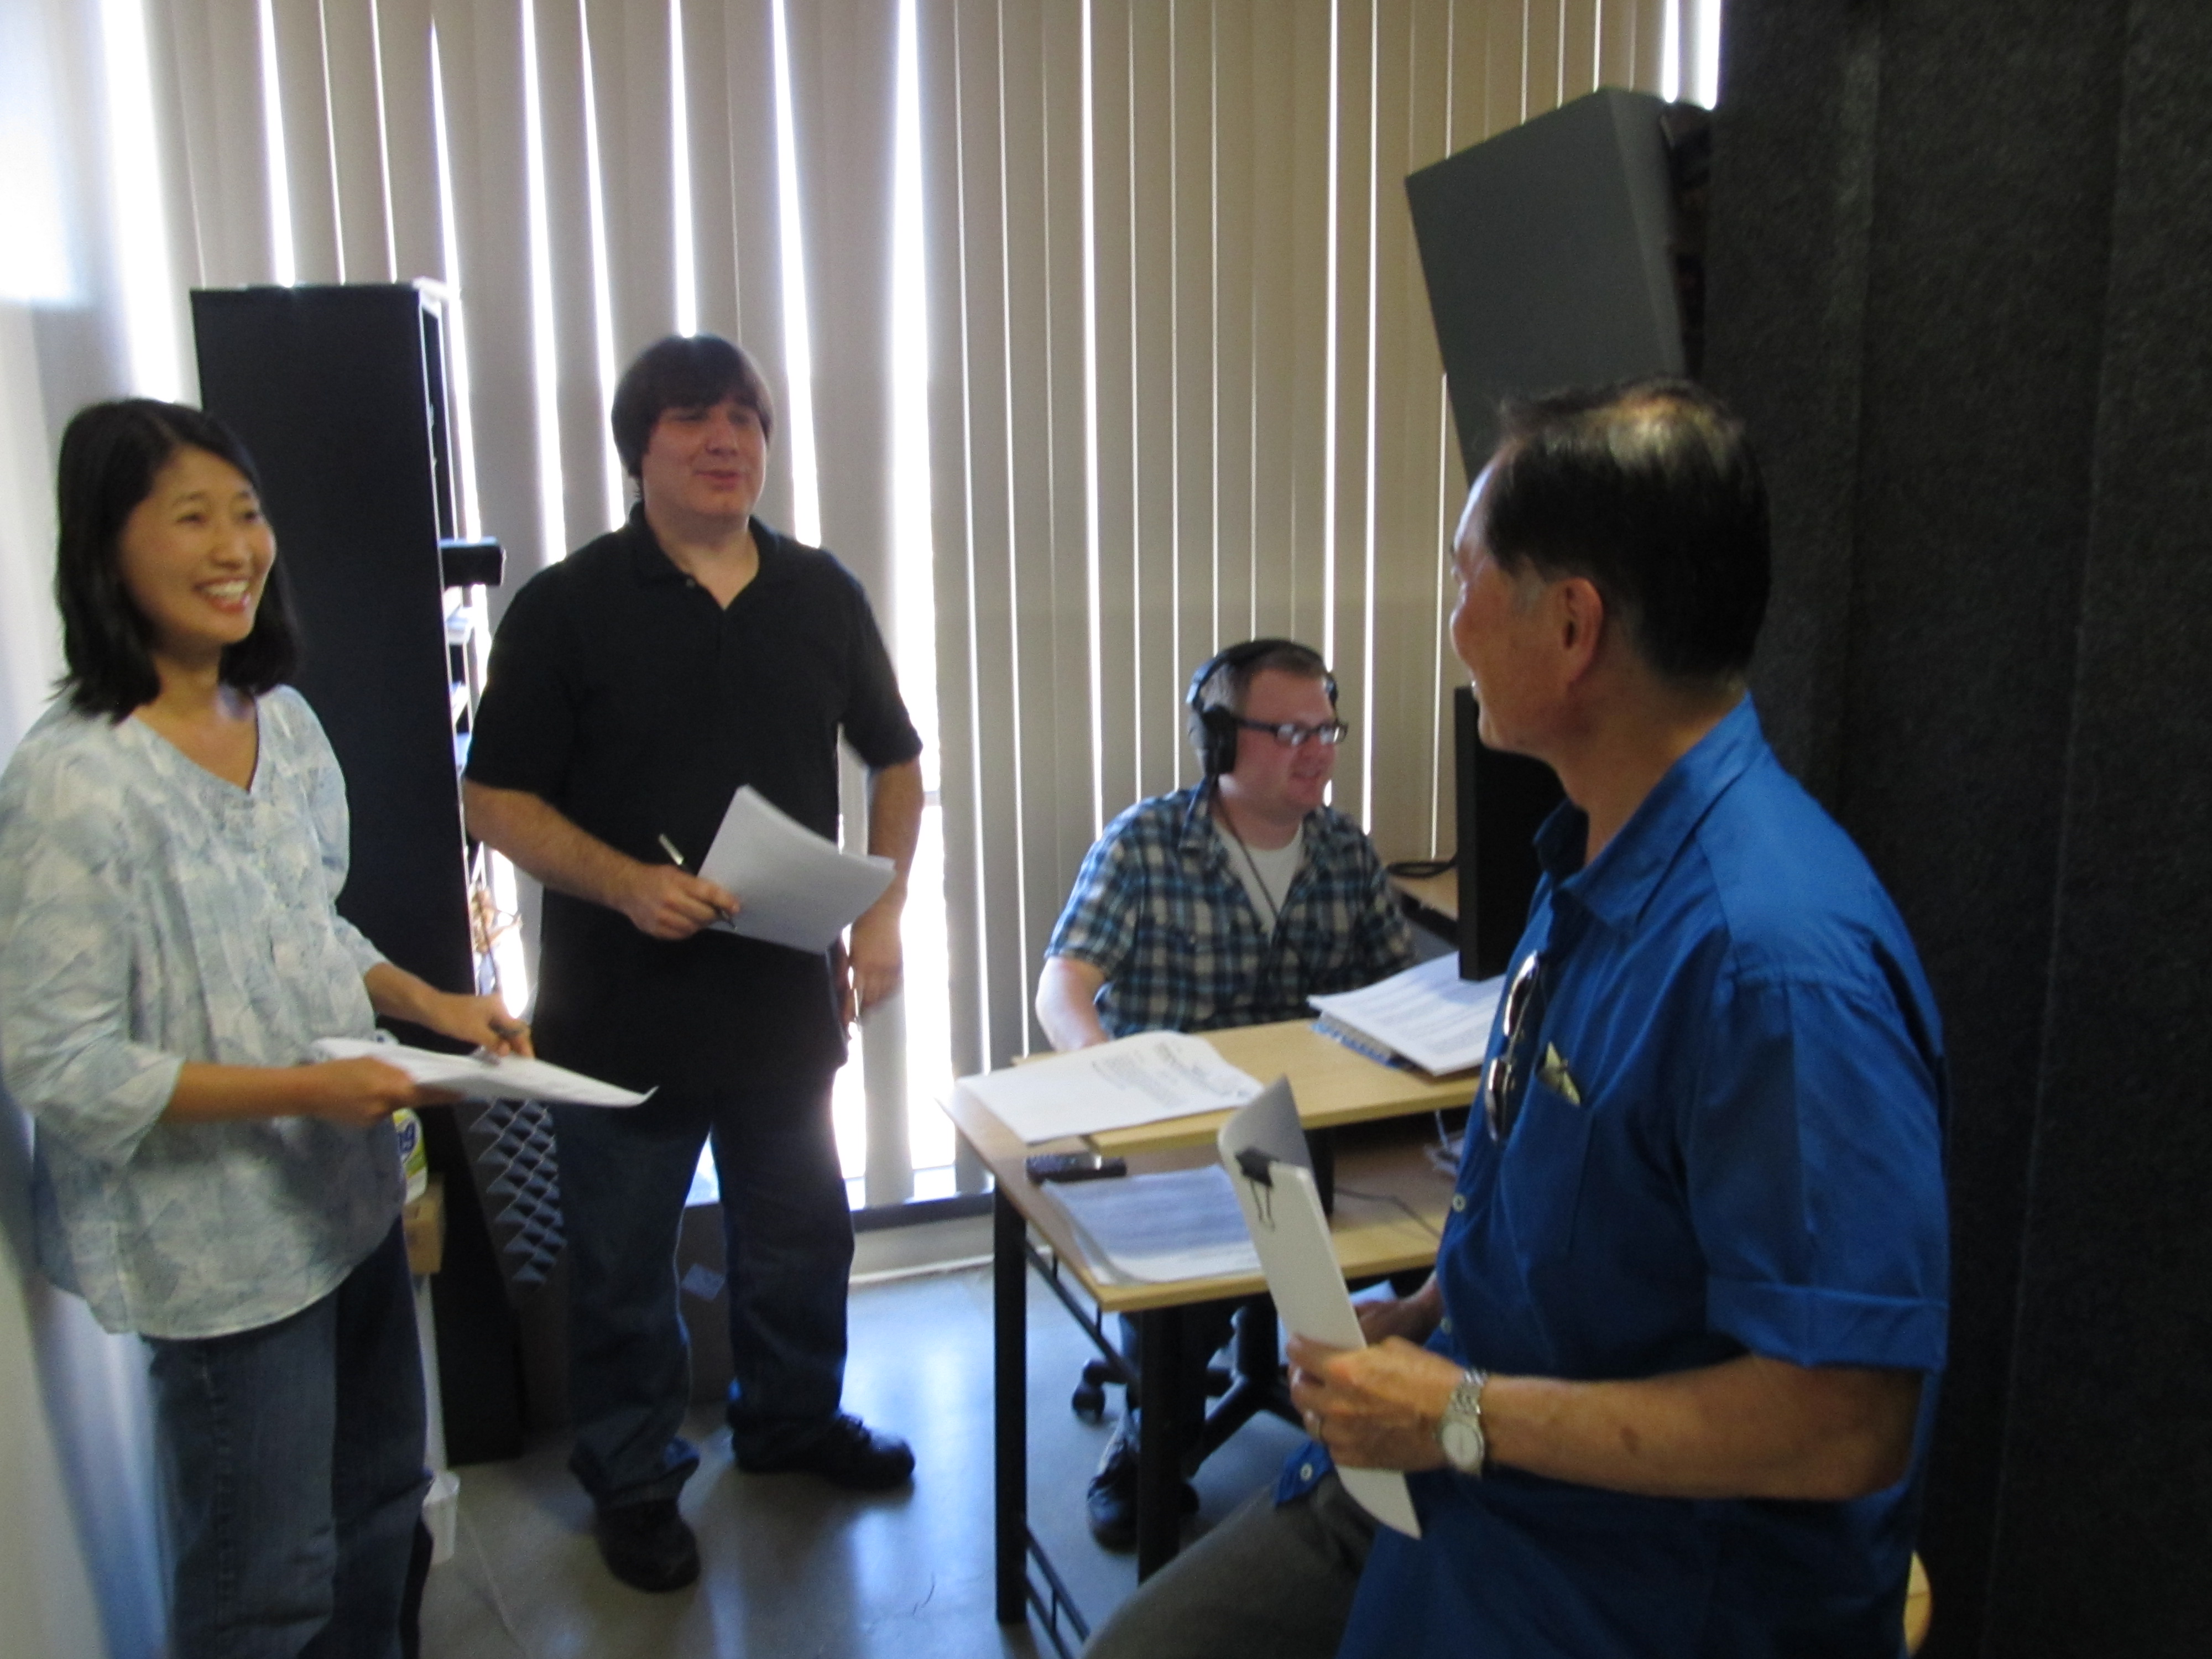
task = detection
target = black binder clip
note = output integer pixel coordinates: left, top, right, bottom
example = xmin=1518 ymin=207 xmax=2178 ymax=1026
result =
xmin=1234 ymin=1147 xmax=1277 ymax=1225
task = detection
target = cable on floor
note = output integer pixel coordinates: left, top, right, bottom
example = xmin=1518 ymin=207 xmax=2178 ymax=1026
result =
xmin=457 ymin=1500 xmax=536 ymax=1656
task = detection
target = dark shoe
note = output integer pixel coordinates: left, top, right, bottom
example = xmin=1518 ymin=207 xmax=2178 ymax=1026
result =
xmin=1084 ymin=1423 xmax=1197 ymax=1552
xmin=592 ymin=1498 xmax=700 ymax=1593
xmin=737 ymin=1413 xmax=915 ymax=1490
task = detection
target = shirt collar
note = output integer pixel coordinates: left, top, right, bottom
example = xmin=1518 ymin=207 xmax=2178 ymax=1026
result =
xmin=620 ymin=504 xmax=787 ymax=587
xmin=1178 ymin=782 xmax=1317 ymax=861
xmin=1180 ymin=784 xmax=1224 ymax=854
xmin=1535 ymin=694 xmax=1766 ymax=935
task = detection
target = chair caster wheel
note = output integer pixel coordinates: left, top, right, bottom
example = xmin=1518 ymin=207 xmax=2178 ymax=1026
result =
xmin=1073 ymin=1357 xmax=1116 ymax=1421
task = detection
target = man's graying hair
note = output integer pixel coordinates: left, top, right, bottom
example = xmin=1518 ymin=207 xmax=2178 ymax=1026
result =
xmin=1482 ymin=378 xmax=1770 ymax=685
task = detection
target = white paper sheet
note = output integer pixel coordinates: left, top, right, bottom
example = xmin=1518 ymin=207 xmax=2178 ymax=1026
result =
xmin=696 ymin=786 xmax=896 ymax=953
xmin=1045 ymin=1166 xmax=1260 ymax=1283
xmin=311 ymin=1038 xmax=650 ymax=1107
xmin=1307 ymin=954 xmax=1504 ymax=1076
xmin=1218 ymin=1078 xmax=1421 ymax=1538
xmin=961 ymin=1031 xmax=1263 ymax=1143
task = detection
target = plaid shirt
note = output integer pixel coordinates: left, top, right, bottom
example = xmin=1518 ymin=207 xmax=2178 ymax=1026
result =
xmin=1046 ymin=785 xmax=1416 ymax=1036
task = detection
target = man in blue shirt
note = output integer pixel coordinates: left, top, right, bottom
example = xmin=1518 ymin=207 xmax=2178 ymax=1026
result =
xmin=1083 ymin=380 xmax=1948 ymax=1658
xmin=1039 ymin=640 xmax=1415 ymax=1546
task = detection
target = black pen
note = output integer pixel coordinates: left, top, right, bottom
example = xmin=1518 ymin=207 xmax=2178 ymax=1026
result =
xmin=659 ymin=834 xmax=737 ymax=922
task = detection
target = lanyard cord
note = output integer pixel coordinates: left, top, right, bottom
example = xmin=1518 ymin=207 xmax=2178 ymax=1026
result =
xmin=1213 ymin=780 xmax=1286 ymax=933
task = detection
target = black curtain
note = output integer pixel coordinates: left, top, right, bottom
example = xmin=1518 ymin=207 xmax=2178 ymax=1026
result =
xmin=1702 ymin=3 xmax=2212 ymax=1654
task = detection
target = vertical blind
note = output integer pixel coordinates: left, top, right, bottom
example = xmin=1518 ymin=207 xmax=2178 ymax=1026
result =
xmin=122 ymin=0 xmax=1689 ymax=1104
xmin=922 ymin=0 xmax=1674 ymax=1076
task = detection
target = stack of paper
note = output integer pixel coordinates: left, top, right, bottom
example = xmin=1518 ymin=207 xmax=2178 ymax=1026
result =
xmin=1044 ymin=1166 xmax=1260 ymax=1284
xmin=697 ymin=786 xmax=897 ymax=953
xmin=1307 ymin=954 xmax=1505 ymax=1076
xmin=961 ymin=1031 xmax=1262 ymax=1143
xmin=311 ymin=1038 xmax=650 ymax=1107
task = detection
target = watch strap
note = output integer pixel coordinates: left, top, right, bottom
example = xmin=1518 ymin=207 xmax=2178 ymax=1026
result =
xmin=1438 ymin=1366 xmax=1488 ymax=1475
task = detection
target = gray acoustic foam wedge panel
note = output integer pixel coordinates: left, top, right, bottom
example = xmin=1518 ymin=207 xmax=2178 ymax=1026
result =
xmin=1407 ymin=86 xmax=1687 ymax=479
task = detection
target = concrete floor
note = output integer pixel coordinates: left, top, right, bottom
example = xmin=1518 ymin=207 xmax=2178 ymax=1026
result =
xmin=420 ymin=1260 xmax=1306 ymax=1658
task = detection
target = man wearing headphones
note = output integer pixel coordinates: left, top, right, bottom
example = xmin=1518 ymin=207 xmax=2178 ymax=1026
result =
xmin=1037 ymin=639 xmax=1416 ymax=1544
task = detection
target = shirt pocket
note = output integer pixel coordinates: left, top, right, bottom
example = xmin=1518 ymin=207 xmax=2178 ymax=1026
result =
xmin=1498 ymin=1076 xmax=1594 ymax=1264
xmin=1148 ymin=885 xmax=1202 ymax=958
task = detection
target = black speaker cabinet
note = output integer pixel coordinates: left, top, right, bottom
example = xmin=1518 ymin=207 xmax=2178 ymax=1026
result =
xmin=1454 ymin=687 xmax=1564 ymax=980
xmin=1411 ymin=90 xmax=1699 ymax=978
xmin=1407 ymin=86 xmax=1695 ymax=480
xmin=192 ymin=284 xmax=527 ymax=1464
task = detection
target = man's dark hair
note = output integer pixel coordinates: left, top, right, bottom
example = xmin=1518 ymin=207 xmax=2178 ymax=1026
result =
xmin=54 ymin=398 xmax=301 ymax=720
xmin=609 ymin=334 xmax=778 ymax=479
xmin=1189 ymin=639 xmax=1335 ymax=722
xmin=1481 ymin=377 xmax=1770 ymax=684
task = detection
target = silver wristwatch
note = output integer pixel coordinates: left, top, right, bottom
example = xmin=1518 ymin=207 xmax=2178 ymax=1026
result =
xmin=1437 ymin=1368 xmax=1488 ymax=1475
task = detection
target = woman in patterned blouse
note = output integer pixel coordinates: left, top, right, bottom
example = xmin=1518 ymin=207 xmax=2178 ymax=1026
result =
xmin=0 ymin=400 xmax=524 ymax=1658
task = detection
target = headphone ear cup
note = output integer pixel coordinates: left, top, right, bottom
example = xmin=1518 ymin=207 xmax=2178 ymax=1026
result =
xmin=1201 ymin=707 xmax=1238 ymax=778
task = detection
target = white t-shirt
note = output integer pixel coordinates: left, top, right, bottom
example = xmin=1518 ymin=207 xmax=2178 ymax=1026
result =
xmin=1217 ymin=820 xmax=1306 ymax=932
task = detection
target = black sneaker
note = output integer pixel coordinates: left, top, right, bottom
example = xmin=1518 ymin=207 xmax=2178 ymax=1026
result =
xmin=737 ymin=1413 xmax=915 ymax=1490
xmin=593 ymin=1498 xmax=700 ymax=1593
xmin=1084 ymin=1422 xmax=1198 ymax=1552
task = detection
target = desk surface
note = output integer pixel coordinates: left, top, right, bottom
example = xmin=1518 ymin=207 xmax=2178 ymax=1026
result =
xmin=1389 ymin=867 xmax=1459 ymax=924
xmin=1088 ymin=1019 xmax=1474 ymax=1156
xmin=945 ymin=1020 xmax=1468 ymax=1314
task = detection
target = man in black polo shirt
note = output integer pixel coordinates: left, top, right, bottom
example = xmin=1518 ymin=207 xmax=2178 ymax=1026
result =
xmin=463 ymin=335 xmax=925 ymax=1593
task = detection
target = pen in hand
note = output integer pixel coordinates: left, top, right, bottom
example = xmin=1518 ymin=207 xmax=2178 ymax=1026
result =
xmin=658 ymin=834 xmax=738 ymax=924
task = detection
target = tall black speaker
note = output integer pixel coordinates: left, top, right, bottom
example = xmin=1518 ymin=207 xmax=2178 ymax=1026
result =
xmin=1453 ymin=688 xmax=1563 ymax=980
xmin=192 ymin=283 xmax=531 ymax=1465
xmin=1406 ymin=86 xmax=1701 ymax=481
xmin=1410 ymin=88 xmax=1699 ymax=978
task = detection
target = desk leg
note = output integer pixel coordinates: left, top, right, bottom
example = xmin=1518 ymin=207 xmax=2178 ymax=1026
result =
xmin=1134 ymin=1306 xmax=1187 ymax=1580
xmin=994 ymin=1190 xmax=1027 ymax=1624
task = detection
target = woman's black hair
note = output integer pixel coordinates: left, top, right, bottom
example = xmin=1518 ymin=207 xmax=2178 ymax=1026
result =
xmin=54 ymin=398 xmax=301 ymax=720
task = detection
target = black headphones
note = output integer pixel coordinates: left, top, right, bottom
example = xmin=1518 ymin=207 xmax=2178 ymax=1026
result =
xmin=1185 ymin=639 xmax=1339 ymax=779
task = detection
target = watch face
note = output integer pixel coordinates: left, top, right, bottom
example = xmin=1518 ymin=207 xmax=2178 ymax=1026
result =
xmin=1441 ymin=1418 xmax=1483 ymax=1472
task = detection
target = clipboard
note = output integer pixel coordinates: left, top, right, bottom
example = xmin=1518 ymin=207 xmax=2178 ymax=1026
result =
xmin=1217 ymin=1077 xmax=1422 ymax=1538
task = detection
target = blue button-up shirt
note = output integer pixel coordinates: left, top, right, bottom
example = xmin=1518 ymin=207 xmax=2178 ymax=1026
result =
xmin=1287 ymin=698 xmax=1949 ymax=1658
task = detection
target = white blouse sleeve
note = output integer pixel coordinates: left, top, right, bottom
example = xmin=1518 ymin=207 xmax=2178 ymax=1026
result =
xmin=0 ymin=740 xmax=182 ymax=1167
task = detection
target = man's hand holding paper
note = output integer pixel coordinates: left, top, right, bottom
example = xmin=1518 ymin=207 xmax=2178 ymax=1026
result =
xmin=619 ymin=860 xmax=740 ymax=941
xmin=1288 ymin=1331 xmax=1466 ymax=1474
xmin=697 ymin=786 xmax=896 ymax=954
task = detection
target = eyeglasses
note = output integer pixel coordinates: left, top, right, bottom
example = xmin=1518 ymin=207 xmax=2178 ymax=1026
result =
xmin=1230 ymin=716 xmax=1350 ymax=748
xmin=1480 ymin=950 xmax=1548 ymax=1144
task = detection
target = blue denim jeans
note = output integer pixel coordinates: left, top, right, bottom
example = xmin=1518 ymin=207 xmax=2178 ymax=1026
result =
xmin=553 ymin=1081 xmax=854 ymax=1506
xmin=146 ymin=1220 xmax=428 ymax=1659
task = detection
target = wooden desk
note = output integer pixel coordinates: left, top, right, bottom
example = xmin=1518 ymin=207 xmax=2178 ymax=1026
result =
xmin=1389 ymin=867 xmax=1459 ymax=926
xmin=1086 ymin=1020 xmax=1474 ymax=1157
xmin=945 ymin=1021 xmax=1472 ymax=1654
